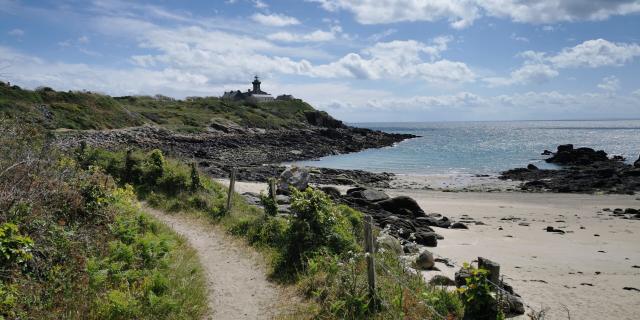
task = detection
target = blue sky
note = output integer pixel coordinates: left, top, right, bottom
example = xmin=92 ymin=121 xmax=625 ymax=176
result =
xmin=1 ymin=0 xmax=640 ymax=122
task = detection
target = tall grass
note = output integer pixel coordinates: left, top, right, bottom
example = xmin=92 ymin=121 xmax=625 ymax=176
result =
xmin=0 ymin=121 xmax=207 ymax=319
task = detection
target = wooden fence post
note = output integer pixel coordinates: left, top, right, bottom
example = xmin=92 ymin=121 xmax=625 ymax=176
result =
xmin=226 ymin=167 xmax=236 ymax=212
xmin=269 ymin=178 xmax=277 ymax=202
xmin=364 ymin=215 xmax=377 ymax=309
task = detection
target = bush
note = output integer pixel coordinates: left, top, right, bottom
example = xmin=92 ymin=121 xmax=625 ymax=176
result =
xmin=275 ymin=188 xmax=361 ymax=277
xmin=0 ymin=223 xmax=33 ymax=269
xmin=458 ymin=263 xmax=498 ymax=320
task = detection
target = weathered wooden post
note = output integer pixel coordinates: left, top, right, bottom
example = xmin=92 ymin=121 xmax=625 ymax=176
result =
xmin=269 ymin=178 xmax=277 ymax=202
xmin=478 ymin=256 xmax=500 ymax=286
xmin=364 ymin=215 xmax=377 ymax=309
xmin=226 ymin=167 xmax=237 ymax=212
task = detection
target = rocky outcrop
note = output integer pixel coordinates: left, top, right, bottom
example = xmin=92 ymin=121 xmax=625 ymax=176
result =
xmin=55 ymin=125 xmax=415 ymax=187
xmin=277 ymin=167 xmax=310 ymax=194
xmin=304 ymin=110 xmax=346 ymax=129
xmin=635 ymin=154 xmax=640 ymax=168
xmin=335 ymin=188 xmax=465 ymax=247
xmin=546 ymin=144 xmax=609 ymax=165
xmin=501 ymin=145 xmax=640 ymax=194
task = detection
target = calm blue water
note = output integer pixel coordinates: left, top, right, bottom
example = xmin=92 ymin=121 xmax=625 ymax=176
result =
xmin=293 ymin=120 xmax=640 ymax=175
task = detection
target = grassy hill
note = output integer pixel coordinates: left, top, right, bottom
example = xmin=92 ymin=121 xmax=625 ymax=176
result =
xmin=0 ymin=82 xmax=316 ymax=131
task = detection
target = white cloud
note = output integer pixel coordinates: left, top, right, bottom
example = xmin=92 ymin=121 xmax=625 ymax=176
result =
xmin=485 ymin=63 xmax=559 ymax=87
xmin=267 ymin=26 xmax=341 ymax=42
xmin=318 ymin=89 xmax=640 ymax=121
xmin=309 ymin=0 xmax=480 ymax=29
xmin=7 ymin=28 xmax=24 ymax=37
xmin=251 ymin=13 xmax=300 ymax=26
xmin=484 ymin=39 xmax=640 ymax=87
xmin=549 ymin=39 xmax=640 ymax=68
xmin=598 ymin=75 xmax=620 ymax=92
xmin=311 ymin=37 xmax=475 ymax=84
xmin=510 ymin=33 xmax=529 ymax=42
xmin=309 ymin=0 xmax=640 ymax=28
xmin=78 ymin=35 xmax=90 ymax=44
xmin=253 ymin=0 xmax=268 ymax=8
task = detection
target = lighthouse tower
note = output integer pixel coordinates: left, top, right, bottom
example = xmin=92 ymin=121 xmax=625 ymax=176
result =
xmin=252 ymin=75 xmax=263 ymax=94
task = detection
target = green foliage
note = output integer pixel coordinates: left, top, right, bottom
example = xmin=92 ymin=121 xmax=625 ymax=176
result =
xmin=0 ymin=223 xmax=33 ymax=268
xmin=0 ymin=122 xmax=206 ymax=319
xmin=189 ymin=162 xmax=201 ymax=192
xmin=0 ymin=84 xmax=316 ymax=131
xmin=78 ymin=147 xmax=465 ymax=320
xmin=458 ymin=263 xmax=498 ymax=320
xmin=275 ymin=188 xmax=361 ymax=277
xmin=260 ymin=180 xmax=278 ymax=217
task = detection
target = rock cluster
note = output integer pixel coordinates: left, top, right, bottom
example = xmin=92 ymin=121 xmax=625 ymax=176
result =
xmin=501 ymin=144 xmax=640 ymax=194
xmin=333 ymin=187 xmax=462 ymax=247
xmin=603 ymin=207 xmax=640 ymax=220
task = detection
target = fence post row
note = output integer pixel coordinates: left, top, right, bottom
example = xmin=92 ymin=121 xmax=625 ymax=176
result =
xmin=364 ymin=215 xmax=377 ymax=309
xmin=226 ymin=167 xmax=236 ymax=212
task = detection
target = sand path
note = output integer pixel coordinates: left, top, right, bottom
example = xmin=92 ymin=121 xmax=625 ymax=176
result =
xmin=144 ymin=204 xmax=280 ymax=320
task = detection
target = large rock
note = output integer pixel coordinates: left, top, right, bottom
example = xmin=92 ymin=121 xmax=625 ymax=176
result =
xmin=415 ymin=215 xmax=451 ymax=229
xmin=546 ymin=145 xmax=608 ymax=165
xmin=377 ymin=196 xmax=425 ymax=218
xmin=278 ymin=167 xmax=310 ymax=194
xmin=455 ymin=267 xmax=472 ymax=287
xmin=429 ymin=275 xmax=456 ymax=286
xmin=346 ymin=187 xmax=390 ymax=202
xmin=415 ymin=250 xmax=435 ymax=270
xmin=635 ymin=154 xmax=640 ymax=168
xmin=414 ymin=231 xmax=438 ymax=247
xmin=503 ymin=293 xmax=526 ymax=315
xmin=376 ymin=233 xmax=403 ymax=256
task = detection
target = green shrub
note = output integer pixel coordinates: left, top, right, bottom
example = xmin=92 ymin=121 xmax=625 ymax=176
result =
xmin=0 ymin=223 xmax=33 ymax=269
xmin=458 ymin=263 xmax=497 ymax=320
xmin=275 ymin=188 xmax=361 ymax=277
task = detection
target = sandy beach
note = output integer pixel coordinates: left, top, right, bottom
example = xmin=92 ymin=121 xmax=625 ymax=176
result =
xmin=220 ymin=177 xmax=640 ymax=320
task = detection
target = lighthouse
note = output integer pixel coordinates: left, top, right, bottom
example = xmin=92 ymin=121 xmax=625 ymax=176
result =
xmin=252 ymin=75 xmax=263 ymax=94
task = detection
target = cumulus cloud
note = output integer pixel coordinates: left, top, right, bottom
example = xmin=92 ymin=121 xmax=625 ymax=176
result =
xmin=485 ymin=63 xmax=559 ymax=87
xmin=309 ymin=0 xmax=640 ymax=28
xmin=485 ymin=39 xmax=640 ymax=87
xmin=598 ymin=75 xmax=620 ymax=92
xmin=319 ymin=89 xmax=640 ymax=121
xmin=549 ymin=39 xmax=640 ymax=68
xmin=311 ymin=37 xmax=475 ymax=84
xmin=251 ymin=13 xmax=300 ymax=26
xmin=94 ymin=16 xmax=473 ymax=85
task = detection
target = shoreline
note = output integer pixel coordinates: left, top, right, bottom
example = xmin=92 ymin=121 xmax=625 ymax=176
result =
xmin=222 ymin=178 xmax=640 ymax=320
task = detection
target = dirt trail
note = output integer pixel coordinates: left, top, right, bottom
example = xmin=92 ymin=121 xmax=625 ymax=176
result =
xmin=144 ymin=205 xmax=280 ymax=320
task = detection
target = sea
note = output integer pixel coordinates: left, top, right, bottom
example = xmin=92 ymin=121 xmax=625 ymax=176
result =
xmin=292 ymin=120 xmax=640 ymax=176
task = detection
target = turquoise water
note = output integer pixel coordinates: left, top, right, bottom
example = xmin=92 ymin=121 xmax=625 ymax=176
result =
xmin=293 ymin=120 xmax=640 ymax=175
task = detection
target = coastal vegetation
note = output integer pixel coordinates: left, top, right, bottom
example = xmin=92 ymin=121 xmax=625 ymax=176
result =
xmin=0 ymin=83 xmax=315 ymax=131
xmin=76 ymin=146 xmax=468 ymax=319
xmin=0 ymin=122 xmax=207 ymax=319
xmin=1 ymin=83 xmax=509 ymax=319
